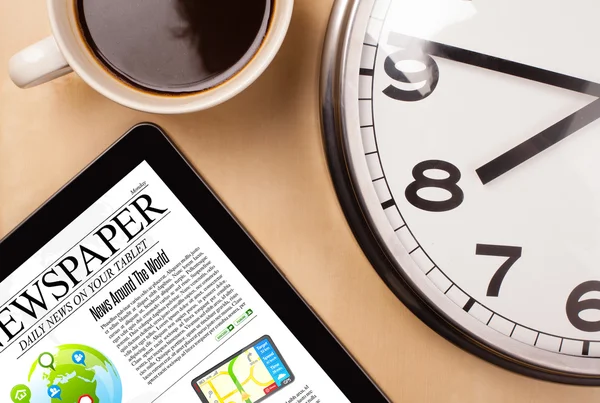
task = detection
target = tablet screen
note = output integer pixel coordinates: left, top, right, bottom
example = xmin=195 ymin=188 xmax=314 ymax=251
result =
xmin=0 ymin=161 xmax=350 ymax=403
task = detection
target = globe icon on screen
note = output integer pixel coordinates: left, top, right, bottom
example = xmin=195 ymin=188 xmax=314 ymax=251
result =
xmin=20 ymin=344 xmax=122 ymax=403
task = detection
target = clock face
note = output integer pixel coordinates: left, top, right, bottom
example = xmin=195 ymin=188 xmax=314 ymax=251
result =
xmin=323 ymin=0 xmax=600 ymax=380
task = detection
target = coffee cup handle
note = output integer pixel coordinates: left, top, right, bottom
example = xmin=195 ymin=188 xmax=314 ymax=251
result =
xmin=9 ymin=36 xmax=73 ymax=89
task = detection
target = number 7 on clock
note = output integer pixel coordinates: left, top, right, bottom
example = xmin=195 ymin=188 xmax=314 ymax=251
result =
xmin=476 ymin=244 xmax=523 ymax=297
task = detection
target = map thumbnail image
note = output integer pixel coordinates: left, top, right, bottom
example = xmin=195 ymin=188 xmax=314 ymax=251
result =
xmin=193 ymin=336 xmax=294 ymax=403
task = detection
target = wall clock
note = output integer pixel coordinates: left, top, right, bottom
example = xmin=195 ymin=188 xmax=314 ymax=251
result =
xmin=321 ymin=0 xmax=600 ymax=383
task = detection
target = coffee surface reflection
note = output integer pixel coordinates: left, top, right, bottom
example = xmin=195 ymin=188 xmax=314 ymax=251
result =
xmin=77 ymin=0 xmax=271 ymax=94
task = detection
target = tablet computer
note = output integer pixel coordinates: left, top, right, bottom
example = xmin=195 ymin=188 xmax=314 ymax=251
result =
xmin=0 ymin=124 xmax=388 ymax=403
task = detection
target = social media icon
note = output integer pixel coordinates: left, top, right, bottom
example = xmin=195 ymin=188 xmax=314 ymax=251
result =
xmin=47 ymin=385 xmax=62 ymax=400
xmin=10 ymin=385 xmax=31 ymax=403
xmin=72 ymin=350 xmax=86 ymax=366
xmin=78 ymin=395 xmax=94 ymax=403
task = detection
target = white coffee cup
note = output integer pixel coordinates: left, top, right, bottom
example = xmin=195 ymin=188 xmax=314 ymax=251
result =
xmin=9 ymin=0 xmax=293 ymax=114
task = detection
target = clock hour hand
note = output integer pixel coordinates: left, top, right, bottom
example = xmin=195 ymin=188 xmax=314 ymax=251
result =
xmin=476 ymin=98 xmax=600 ymax=184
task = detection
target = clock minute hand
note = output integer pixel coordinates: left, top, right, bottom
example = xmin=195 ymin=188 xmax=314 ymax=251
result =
xmin=388 ymin=32 xmax=600 ymax=184
xmin=388 ymin=32 xmax=600 ymax=97
xmin=475 ymin=98 xmax=600 ymax=184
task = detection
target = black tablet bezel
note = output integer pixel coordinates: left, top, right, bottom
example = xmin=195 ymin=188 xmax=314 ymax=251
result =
xmin=0 ymin=123 xmax=389 ymax=402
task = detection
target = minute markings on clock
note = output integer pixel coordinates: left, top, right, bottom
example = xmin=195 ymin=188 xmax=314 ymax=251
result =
xmin=387 ymin=32 xmax=600 ymax=185
xmin=363 ymin=113 xmax=598 ymax=355
xmin=362 ymin=30 xmax=600 ymax=356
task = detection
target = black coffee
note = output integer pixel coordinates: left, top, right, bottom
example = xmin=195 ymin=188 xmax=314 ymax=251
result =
xmin=76 ymin=0 xmax=272 ymax=94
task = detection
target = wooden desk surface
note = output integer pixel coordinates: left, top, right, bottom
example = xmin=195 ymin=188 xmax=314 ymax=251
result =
xmin=1 ymin=1 xmax=599 ymax=401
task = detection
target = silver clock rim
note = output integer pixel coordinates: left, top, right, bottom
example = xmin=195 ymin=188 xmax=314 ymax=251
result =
xmin=320 ymin=0 xmax=600 ymax=383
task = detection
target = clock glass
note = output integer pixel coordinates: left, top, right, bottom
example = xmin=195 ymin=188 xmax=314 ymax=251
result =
xmin=322 ymin=0 xmax=600 ymax=382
